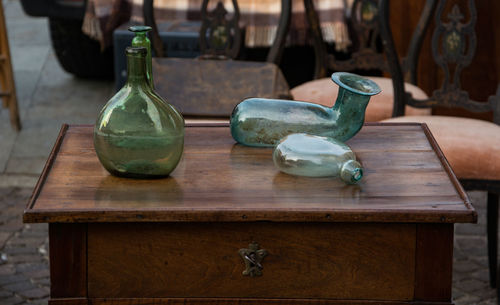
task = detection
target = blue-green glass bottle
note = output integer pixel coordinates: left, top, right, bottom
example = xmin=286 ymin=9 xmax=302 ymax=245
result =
xmin=94 ymin=47 xmax=184 ymax=178
xmin=273 ymin=133 xmax=363 ymax=184
xmin=230 ymin=72 xmax=381 ymax=147
xmin=129 ymin=25 xmax=154 ymax=89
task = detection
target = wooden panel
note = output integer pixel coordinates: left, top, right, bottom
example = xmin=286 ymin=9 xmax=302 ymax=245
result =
xmin=414 ymin=224 xmax=454 ymax=302
xmin=49 ymin=223 xmax=87 ymax=298
xmin=24 ymin=124 xmax=475 ymax=223
xmin=88 ymin=222 xmax=416 ymax=300
xmin=153 ymin=58 xmax=289 ymax=117
xmin=83 ymin=298 xmax=453 ymax=305
xmin=49 ymin=299 xmax=88 ymax=305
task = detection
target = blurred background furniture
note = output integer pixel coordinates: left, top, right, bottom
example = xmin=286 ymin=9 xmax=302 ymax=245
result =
xmin=291 ymin=0 xmax=432 ymax=122
xmin=113 ymin=21 xmax=201 ymax=90
xmin=113 ymin=0 xmax=354 ymax=92
xmin=382 ymin=0 xmax=500 ymax=290
xmin=389 ymin=1 xmax=500 ymax=122
xmin=144 ymin=0 xmax=291 ymax=118
xmin=0 ymin=1 xmax=21 ymax=131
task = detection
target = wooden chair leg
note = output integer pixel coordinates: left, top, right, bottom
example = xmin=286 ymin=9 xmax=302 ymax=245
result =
xmin=7 ymin=93 xmax=20 ymax=130
xmin=0 ymin=1 xmax=21 ymax=130
xmin=487 ymin=192 xmax=499 ymax=288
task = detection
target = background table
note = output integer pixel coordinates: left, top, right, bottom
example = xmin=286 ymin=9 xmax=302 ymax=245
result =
xmin=24 ymin=123 xmax=476 ymax=305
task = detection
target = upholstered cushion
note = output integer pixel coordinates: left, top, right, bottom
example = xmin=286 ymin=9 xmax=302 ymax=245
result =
xmin=291 ymin=76 xmax=431 ymax=122
xmin=382 ymin=115 xmax=500 ymax=180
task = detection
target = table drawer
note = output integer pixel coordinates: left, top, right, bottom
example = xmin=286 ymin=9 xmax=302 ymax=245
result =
xmin=88 ymin=222 xmax=415 ymax=300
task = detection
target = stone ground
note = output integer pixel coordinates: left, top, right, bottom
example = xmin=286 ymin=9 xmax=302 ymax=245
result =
xmin=0 ymin=0 xmax=497 ymax=304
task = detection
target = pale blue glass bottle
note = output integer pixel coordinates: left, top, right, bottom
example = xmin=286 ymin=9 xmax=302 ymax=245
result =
xmin=273 ymin=133 xmax=363 ymax=184
xmin=230 ymin=72 xmax=381 ymax=147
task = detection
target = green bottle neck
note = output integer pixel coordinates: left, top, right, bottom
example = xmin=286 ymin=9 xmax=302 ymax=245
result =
xmin=125 ymin=53 xmax=149 ymax=88
xmin=332 ymin=87 xmax=370 ymax=126
xmin=131 ymin=33 xmax=154 ymax=88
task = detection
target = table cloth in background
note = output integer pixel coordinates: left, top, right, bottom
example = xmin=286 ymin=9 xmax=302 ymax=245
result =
xmin=83 ymin=0 xmax=351 ymax=52
xmin=82 ymin=0 xmax=132 ymax=50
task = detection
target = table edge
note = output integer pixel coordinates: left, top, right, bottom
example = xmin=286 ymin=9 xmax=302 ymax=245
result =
xmin=420 ymin=123 xmax=477 ymax=222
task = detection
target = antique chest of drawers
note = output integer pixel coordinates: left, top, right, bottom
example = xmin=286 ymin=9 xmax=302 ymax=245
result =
xmin=24 ymin=123 xmax=476 ymax=305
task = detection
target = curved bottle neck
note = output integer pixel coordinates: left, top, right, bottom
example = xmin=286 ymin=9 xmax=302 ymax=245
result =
xmin=331 ymin=87 xmax=370 ymax=128
xmin=332 ymin=87 xmax=371 ymax=112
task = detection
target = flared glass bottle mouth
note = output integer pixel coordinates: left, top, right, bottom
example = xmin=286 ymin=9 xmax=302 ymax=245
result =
xmin=129 ymin=25 xmax=152 ymax=34
xmin=331 ymin=72 xmax=382 ymax=96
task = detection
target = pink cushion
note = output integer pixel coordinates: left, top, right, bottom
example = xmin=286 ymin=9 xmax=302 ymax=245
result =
xmin=382 ymin=116 xmax=500 ymax=180
xmin=291 ymin=76 xmax=431 ymax=122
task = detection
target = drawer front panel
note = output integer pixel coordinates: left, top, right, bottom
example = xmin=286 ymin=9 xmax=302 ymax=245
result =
xmin=88 ymin=223 xmax=415 ymax=300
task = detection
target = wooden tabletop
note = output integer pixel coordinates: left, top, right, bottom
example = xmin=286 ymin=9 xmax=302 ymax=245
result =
xmin=23 ymin=123 xmax=476 ymax=224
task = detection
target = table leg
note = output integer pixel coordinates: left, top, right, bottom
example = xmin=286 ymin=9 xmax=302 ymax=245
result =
xmin=49 ymin=223 xmax=88 ymax=304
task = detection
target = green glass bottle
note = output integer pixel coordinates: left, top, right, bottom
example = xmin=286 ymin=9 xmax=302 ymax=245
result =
xmin=273 ymin=133 xmax=363 ymax=184
xmin=129 ymin=25 xmax=154 ymax=88
xmin=94 ymin=47 xmax=184 ymax=178
xmin=230 ymin=72 xmax=381 ymax=147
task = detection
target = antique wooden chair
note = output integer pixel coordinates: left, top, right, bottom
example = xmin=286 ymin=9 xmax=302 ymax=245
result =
xmin=382 ymin=0 xmax=500 ymax=288
xmin=143 ymin=0 xmax=292 ymax=118
xmin=291 ymin=0 xmax=432 ymax=122
xmin=0 ymin=1 xmax=20 ymax=130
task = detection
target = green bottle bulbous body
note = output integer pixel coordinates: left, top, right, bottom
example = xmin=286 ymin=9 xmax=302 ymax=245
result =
xmin=230 ymin=72 xmax=381 ymax=147
xmin=94 ymin=47 xmax=184 ymax=178
xmin=273 ymin=133 xmax=363 ymax=184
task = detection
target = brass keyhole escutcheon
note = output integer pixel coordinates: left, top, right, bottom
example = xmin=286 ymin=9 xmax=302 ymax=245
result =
xmin=239 ymin=242 xmax=267 ymax=277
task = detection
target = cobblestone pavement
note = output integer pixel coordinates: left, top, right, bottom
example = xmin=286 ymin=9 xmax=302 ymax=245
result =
xmin=0 ymin=187 xmax=496 ymax=304
xmin=0 ymin=188 xmax=49 ymax=305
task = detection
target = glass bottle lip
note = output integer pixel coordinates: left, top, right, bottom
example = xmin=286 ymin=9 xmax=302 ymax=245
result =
xmin=126 ymin=46 xmax=148 ymax=56
xmin=331 ymin=72 xmax=381 ymax=96
xmin=129 ymin=25 xmax=152 ymax=33
xmin=351 ymin=167 xmax=363 ymax=182
xmin=340 ymin=159 xmax=364 ymax=184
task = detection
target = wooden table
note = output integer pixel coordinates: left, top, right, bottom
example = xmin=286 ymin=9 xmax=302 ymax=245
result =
xmin=24 ymin=123 xmax=476 ymax=305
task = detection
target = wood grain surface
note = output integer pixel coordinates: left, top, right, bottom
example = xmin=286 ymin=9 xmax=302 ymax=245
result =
xmin=49 ymin=298 xmax=88 ymax=305
xmin=87 ymin=222 xmax=415 ymax=300
xmin=24 ymin=123 xmax=476 ymax=223
xmin=414 ymin=224 xmax=454 ymax=301
xmin=153 ymin=58 xmax=290 ymax=117
xmin=49 ymin=223 xmax=87 ymax=298
xmin=48 ymin=298 xmax=452 ymax=305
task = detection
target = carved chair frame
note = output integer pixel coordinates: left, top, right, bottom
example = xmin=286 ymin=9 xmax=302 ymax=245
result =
xmin=397 ymin=0 xmax=500 ymax=123
xmin=307 ymin=0 xmax=500 ymax=290
xmin=388 ymin=0 xmax=500 ymax=289
xmin=304 ymin=0 xmax=436 ymax=117
xmin=143 ymin=0 xmax=292 ymax=65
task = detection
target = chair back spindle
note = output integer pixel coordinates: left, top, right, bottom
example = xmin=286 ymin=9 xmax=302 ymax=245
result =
xmin=306 ymin=0 xmax=390 ymax=79
xmin=199 ymin=0 xmax=241 ymax=59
